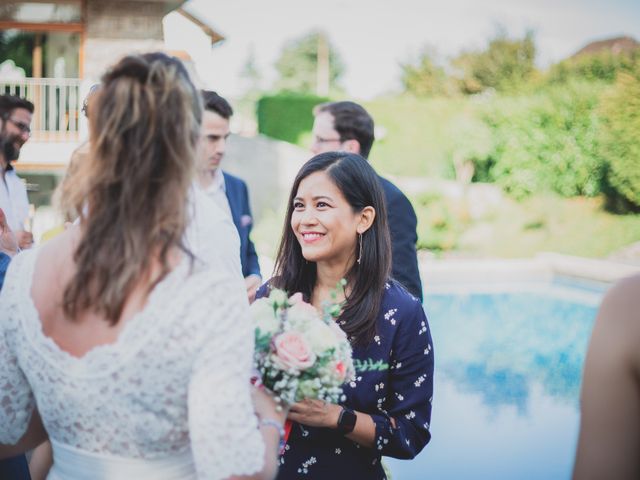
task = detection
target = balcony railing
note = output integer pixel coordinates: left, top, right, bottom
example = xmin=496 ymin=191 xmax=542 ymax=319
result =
xmin=1 ymin=77 xmax=82 ymax=142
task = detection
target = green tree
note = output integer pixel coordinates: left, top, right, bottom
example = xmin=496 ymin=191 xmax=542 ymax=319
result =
xmin=274 ymin=31 xmax=344 ymax=94
xmin=453 ymin=30 xmax=537 ymax=94
xmin=400 ymin=47 xmax=449 ymax=97
xmin=548 ymin=49 xmax=640 ymax=84
xmin=0 ymin=31 xmax=34 ymax=76
xmin=599 ymin=69 xmax=640 ymax=209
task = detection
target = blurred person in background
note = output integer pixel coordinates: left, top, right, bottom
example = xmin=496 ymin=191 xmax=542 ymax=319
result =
xmin=195 ymin=90 xmax=262 ymax=302
xmin=573 ymin=274 xmax=640 ymax=480
xmin=0 ymin=94 xmax=34 ymax=249
xmin=311 ymin=101 xmax=423 ymax=301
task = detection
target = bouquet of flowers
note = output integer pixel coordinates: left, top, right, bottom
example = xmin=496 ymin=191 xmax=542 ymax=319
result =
xmin=250 ymin=287 xmax=355 ymax=406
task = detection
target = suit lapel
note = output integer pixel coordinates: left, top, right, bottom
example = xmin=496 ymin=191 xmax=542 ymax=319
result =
xmin=223 ymin=172 xmax=241 ymax=231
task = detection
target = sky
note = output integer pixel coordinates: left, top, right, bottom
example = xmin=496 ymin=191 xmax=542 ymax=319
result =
xmin=167 ymin=0 xmax=640 ymax=99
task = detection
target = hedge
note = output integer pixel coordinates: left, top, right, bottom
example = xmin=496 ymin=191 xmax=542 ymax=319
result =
xmin=256 ymin=92 xmax=329 ymax=144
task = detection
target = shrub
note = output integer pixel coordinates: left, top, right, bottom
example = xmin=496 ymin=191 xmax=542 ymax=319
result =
xmin=413 ymin=192 xmax=470 ymax=252
xmin=548 ymin=50 xmax=640 ymax=85
xmin=598 ymin=70 xmax=640 ymax=209
xmin=256 ymin=92 xmax=328 ymax=144
xmin=479 ymin=81 xmax=606 ymax=199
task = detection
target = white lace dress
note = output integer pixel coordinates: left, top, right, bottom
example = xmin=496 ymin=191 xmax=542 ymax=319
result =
xmin=0 ymin=248 xmax=265 ymax=479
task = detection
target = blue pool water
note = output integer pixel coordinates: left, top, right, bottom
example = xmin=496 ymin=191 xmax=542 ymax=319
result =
xmin=387 ymin=279 xmax=605 ymax=480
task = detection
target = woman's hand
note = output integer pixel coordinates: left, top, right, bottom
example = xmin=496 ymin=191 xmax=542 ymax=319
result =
xmin=287 ymin=399 xmax=342 ymax=429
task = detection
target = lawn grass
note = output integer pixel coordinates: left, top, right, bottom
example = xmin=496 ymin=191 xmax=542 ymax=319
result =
xmin=254 ymin=193 xmax=640 ymax=262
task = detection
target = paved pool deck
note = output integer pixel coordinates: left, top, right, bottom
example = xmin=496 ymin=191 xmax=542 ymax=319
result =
xmin=420 ymin=252 xmax=640 ymax=288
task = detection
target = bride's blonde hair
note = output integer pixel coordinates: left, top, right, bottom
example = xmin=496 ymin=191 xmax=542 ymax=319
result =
xmin=60 ymin=52 xmax=202 ymax=324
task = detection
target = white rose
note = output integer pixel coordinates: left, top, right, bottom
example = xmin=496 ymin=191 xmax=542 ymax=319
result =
xmin=307 ymin=320 xmax=340 ymax=354
xmin=287 ymin=301 xmax=320 ymax=329
xmin=250 ymin=298 xmax=280 ymax=336
xmin=269 ymin=289 xmax=289 ymax=308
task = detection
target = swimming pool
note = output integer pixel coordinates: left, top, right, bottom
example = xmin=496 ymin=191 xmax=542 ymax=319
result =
xmin=387 ymin=278 xmax=605 ymax=480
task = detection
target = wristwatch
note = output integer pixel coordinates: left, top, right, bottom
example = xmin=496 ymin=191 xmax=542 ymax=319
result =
xmin=337 ymin=407 xmax=357 ymax=434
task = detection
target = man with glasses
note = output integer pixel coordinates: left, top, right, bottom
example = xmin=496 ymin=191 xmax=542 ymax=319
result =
xmin=311 ymin=101 xmax=423 ymax=301
xmin=0 ymin=94 xmax=34 ymax=249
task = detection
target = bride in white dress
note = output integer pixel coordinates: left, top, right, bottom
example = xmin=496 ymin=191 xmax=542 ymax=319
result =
xmin=0 ymin=52 xmax=285 ymax=480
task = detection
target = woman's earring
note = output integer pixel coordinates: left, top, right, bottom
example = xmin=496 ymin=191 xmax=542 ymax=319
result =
xmin=357 ymin=233 xmax=363 ymax=265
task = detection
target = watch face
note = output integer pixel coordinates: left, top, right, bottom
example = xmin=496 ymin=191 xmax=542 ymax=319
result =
xmin=338 ymin=408 xmax=357 ymax=434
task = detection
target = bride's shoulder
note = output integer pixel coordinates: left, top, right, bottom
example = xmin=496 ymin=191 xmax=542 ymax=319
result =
xmin=180 ymin=264 xmax=249 ymax=316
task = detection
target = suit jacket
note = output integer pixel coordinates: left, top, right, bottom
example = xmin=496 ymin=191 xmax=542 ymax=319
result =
xmin=378 ymin=176 xmax=423 ymax=301
xmin=0 ymin=252 xmax=9 ymax=291
xmin=223 ymin=172 xmax=261 ymax=279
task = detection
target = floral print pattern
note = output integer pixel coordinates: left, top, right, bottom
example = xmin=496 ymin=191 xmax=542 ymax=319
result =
xmin=258 ymin=281 xmax=434 ymax=479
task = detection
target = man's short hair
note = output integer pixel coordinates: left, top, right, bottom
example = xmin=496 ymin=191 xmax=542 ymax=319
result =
xmin=201 ymin=90 xmax=233 ymax=119
xmin=0 ymin=94 xmax=35 ymax=119
xmin=314 ymin=101 xmax=375 ymax=159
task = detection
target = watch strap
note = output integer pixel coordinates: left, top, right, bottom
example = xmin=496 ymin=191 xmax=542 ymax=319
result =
xmin=337 ymin=407 xmax=357 ymax=434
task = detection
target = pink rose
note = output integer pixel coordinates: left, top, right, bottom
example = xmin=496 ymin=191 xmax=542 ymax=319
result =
xmin=334 ymin=361 xmax=347 ymax=382
xmin=272 ymin=332 xmax=316 ymax=371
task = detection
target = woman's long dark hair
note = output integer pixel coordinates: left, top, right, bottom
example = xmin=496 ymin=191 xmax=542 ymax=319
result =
xmin=272 ymin=152 xmax=391 ymax=346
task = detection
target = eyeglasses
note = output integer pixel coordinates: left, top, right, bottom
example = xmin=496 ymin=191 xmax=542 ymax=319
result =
xmin=8 ymin=117 xmax=31 ymax=137
xmin=313 ymin=135 xmax=342 ymax=144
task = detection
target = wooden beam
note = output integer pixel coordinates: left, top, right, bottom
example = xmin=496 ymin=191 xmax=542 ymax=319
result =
xmin=0 ymin=21 xmax=83 ymax=33
xmin=33 ymin=34 xmax=43 ymax=78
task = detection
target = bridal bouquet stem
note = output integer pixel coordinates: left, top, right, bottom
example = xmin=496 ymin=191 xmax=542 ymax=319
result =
xmin=251 ymin=288 xmax=355 ymax=407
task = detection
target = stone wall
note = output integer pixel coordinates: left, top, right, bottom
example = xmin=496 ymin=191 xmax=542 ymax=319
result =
xmin=83 ymin=0 xmax=170 ymax=81
xmin=223 ymin=134 xmax=310 ymax=222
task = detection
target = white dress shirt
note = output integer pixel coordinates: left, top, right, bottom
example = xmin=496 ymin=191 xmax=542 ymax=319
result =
xmin=0 ymin=168 xmax=29 ymax=232
xmin=184 ymin=185 xmax=242 ymax=280
xmin=199 ymin=169 xmax=232 ymax=220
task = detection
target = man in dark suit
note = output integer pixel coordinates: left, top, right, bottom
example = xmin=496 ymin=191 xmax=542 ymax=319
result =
xmin=311 ymin=101 xmax=423 ymax=301
xmin=195 ymin=91 xmax=261 ymax=302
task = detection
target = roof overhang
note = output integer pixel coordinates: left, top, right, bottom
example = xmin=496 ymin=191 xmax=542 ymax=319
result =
xmin=176 ymin=3 xmax=225 ymax=46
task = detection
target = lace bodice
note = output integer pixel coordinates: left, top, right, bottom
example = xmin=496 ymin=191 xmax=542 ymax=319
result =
xmin=0 ymin=249 xmax=264 ymax=479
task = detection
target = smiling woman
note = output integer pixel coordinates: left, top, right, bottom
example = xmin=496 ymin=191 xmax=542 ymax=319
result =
xmin=256 ymin=151 xmax=434 ymax=479
xmin=291 ymin=170 xmax=374 ymax=269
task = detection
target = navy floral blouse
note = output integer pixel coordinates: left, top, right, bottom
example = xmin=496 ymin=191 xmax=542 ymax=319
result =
xmin=256 ymin=280 xmax=434 ymax=479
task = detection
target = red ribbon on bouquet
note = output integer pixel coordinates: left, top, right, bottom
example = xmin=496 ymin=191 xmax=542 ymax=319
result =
xmin=281 ymin=419 xmax=293 ymax=454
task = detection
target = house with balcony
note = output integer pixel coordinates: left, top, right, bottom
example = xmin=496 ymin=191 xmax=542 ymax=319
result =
xmin=0 ymin=0 xmax=223 ymax=209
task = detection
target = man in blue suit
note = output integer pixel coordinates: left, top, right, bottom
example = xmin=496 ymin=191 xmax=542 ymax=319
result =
xmin=311 ymin=101 xmax=423 ymax=301
xmin=195 ymin=91 xmax=261 ymax=302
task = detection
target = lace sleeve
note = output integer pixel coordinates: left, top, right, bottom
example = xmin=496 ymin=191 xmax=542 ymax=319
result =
xmin=0 ymin=254 xmax=36 ymax=445
xmin=188 ymin=277 xmax=265 ymax=479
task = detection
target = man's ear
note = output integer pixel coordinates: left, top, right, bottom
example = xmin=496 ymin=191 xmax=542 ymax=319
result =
xmin=342 ymin=139 xmax=361 ymax=155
